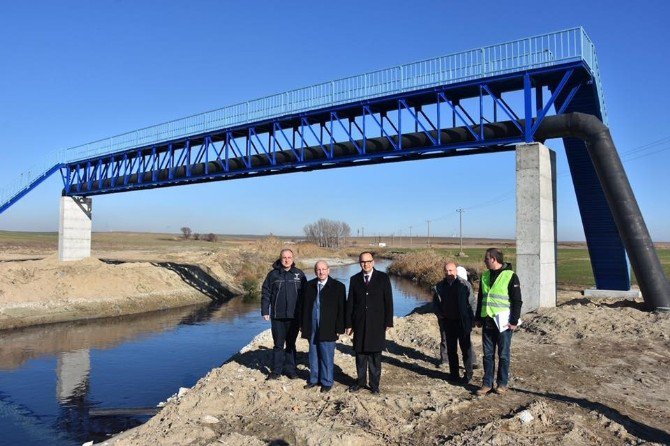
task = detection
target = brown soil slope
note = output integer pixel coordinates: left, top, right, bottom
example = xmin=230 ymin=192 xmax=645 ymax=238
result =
xmin=0 ymin=252 xmax=242 ymax=330
xmin=105 ymin=294 xmax=670 ymax=446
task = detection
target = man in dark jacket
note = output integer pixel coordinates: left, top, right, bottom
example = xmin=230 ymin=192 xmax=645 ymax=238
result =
xmin=474 ymin=248 xmax=522 ymax=396
xmin=433 ymin=261 xmax=474 ymax=383
xmin=261 ymin=248 xmax=306 ymax=380
xmin=299 ymin=260 xmax=346 ymax=393
xmin=345 ymin=251 xmax=393 ymax=394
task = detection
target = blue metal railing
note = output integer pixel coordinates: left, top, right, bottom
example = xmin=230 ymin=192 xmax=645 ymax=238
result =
xmin=60 ymin=27 xmax=603 ymax=162
xmin=0 ymin=27 xmax=605 ymax=212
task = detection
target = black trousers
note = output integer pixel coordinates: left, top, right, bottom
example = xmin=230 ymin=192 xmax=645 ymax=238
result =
xmin=270 ymin=318 xmax=298 ymax=375
xmin=355 ymin=351 xmax=382 ymax=390
xmin=438 ymin=318 xmax=473 ymax=379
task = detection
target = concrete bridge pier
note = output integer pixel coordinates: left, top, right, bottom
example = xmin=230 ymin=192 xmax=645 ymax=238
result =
xmin=58 ymin=196 xmax=92 ymax=261
xmin=516 ymin=143 xmax=557 ymax=313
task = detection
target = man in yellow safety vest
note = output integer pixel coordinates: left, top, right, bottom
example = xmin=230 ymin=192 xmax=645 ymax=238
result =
xmin=474 ymin=248 xmax=522 ymax=396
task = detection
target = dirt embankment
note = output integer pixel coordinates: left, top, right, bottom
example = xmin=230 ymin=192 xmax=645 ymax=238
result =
xmin=103 ymin=293 xmax=670 ymax=446
xmin=0 ymin=236 xmax=353 ymax=331
xmin=0 ymin=251 xmax=244 ymax=331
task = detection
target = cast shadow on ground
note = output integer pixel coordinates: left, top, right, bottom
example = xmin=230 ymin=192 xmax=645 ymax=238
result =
xmin=513 ymin=388 xmax=670 ymax=444
xmin=227 ymin=338 xmax=473 ymax=391
xmin=383 ymin=342 xmax=476 ymax=390
xmin=385 ymin=339 xmax=439 ymax=365
xmin=227 ymin=345 xmax=355 ymax=387
xmin=408 ymin=302 xmax=435 ymax=315
xmin=562 ymin=297 xmax=648 ymax=311
xmin=100 ymin=259 xmax=237 ymax=302
xmin=0 ymin=258 xmax=43 ymax=263
xmin=335 ymin=340 xmax=475 ymax=391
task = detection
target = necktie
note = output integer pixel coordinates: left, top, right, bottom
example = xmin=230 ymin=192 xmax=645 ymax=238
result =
xmin=317 ymin=282 xmax=323 ymax=295
xmin=364 ymin=275 xmax=369 ymax=285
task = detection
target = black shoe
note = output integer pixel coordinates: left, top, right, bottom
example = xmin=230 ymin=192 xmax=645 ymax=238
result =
xmin=370 ymin=388 xmax=380 ymax=394
xmin=303 ymin=382 xmax=318 ymax=389
xmin=348 ymin=384 xmax=362 ymax=392
xmin=447 ymin=374 xmax=460 ymax=383
xmin=285 ymin=372 xmax=298 ymax=380
xmin=320 ymin=386 xmax=332 ymax=393
xmin=266 ymin=373 xmax=280 ymax=381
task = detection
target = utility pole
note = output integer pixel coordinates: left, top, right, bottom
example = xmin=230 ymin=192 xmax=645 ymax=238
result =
xmin=409 ymin=225 xmax=413 ymax=247
xmin=457 ymin=208 xmax=467 ymax=257
xmin=426 ymin=220 xmax=431 ymax=248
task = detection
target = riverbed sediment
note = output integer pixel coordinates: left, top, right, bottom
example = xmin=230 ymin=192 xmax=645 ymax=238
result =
xmin=102 ymin=293 xmax=670 ymax=445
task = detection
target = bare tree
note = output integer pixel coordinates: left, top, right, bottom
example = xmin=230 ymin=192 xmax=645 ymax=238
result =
xmin=180 ymin=227 xmax=192 ymax=240
xmin=204 ymin=233 xmax=218 ymax=242
xmin=303 ymin=218 xmax=351 ymax=248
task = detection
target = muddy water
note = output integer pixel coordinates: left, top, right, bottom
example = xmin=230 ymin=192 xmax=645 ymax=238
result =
xmin=0 ymin=260 xmax=430 ymax=445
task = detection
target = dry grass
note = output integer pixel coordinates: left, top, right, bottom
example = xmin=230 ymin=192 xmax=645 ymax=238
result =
xmin=222 ymin=236 xmax=351 ymax=300
xmin=387 ymin=250 xmax=447 ymax=286
xmin=387 ymin=250 xmax=482 ymax=289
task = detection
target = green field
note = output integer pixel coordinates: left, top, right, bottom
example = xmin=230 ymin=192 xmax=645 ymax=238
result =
xmin=1 ymin=231 xmax=668 ymax=288
xmin=384 ymin=246 xmax=670 ymax=288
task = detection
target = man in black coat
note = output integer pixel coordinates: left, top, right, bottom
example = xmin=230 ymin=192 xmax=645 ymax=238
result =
xmin=433 ymin=261 xmax=474 ymax=383
xmin=345 ymin=251 xmax=394 ymax=394
xmin=299 ymin=260 xmax=346 ymax=393
xmin=261 ymin=248 xmax=306 ymax=380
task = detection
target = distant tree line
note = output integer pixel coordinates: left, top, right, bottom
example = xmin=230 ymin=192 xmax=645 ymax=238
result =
xmin=180 ymin=227 xmax=218 ymax=242
xmin=303 ymin=218 xmax=350 ymax=248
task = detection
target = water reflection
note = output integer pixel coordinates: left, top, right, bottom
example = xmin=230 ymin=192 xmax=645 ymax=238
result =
xmin=0 ymin=298 xmax=262 ymax=445
xmin=0 ymin=260 xmax=431 ymax=446
xmin=0 ymin=299 xmax=254 ymax=371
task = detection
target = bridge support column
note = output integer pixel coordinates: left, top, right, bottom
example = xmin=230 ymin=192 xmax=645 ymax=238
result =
xmin=516 ymin=143 xmax=556 ymax=312
xmin=58 ymin=196 xmax=92 ymax=261
xmin=57 ymin=349 xmax=90 ymax=402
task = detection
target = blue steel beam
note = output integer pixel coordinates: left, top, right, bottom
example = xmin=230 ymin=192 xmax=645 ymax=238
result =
xmin=0 ymin=164 xmax=62 ymax=215
xmin=0 ymin=27 xmax=604 ymax=215
xmin=5 ymin=28 xmax=642 ymax=298
xmin=62 ymin=62 xmax=591 ymax=196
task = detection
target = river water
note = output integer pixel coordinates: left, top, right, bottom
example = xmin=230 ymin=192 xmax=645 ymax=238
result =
xmin=0 ymin=260 xmax=431 ymax=445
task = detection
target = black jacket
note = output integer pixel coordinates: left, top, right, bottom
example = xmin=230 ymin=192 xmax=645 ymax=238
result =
xmin=475 ymin=262 xmax=522 ymax=326
xmin=346 ymin=269 xmax=394 ymax=353
xmin=433 ymin=277 xmax=473 ymax=331
xmin=299 ymin=277 xmax=346 ymax=342
xmin=261 ymin=259 xmax=306 ymax=319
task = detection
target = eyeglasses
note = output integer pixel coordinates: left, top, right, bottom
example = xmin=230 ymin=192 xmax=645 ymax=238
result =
xmin=359 ymin=260 xmax=374 ymax=264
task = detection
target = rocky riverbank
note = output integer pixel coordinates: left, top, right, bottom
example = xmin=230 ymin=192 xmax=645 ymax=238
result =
xmin=102 ymin=292 xmax=670 ymax=445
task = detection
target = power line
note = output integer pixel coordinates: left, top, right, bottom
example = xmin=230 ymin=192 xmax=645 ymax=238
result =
xmin=395 ymin=135 xmax=670 ymax=236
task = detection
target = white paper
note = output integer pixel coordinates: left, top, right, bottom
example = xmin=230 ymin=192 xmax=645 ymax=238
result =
xmin=493 ymin=311 xmax=510 ymax=332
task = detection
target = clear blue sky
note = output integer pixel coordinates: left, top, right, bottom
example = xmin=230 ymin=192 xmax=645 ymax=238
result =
xmin=1 ymin=0 xmax=668 ymax=241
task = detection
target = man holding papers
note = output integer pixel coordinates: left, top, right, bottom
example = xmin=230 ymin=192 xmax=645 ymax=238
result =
xmin=474 ymin=248 xmax=522 ymax=396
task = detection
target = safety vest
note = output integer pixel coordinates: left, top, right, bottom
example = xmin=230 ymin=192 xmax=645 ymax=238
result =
xmin=480 ymin=269 xmax=513 ymax=318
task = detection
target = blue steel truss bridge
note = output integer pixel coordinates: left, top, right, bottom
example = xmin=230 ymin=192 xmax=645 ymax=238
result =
xmin=1 ymin=27 xmax=667 ymax=308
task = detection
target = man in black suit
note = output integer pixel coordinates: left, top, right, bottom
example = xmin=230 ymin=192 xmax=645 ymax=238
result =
xmin=299 ymin=260 xmax=346 ymax=393
xmin=345 ymin=251 xmax=394 ymax=394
